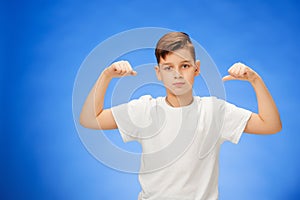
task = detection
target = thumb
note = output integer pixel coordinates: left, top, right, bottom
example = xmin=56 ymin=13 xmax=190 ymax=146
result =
xmin=130 ymin=70 xmax=138 ymax=76
xmin=222 ymin=75 xmax=236 ymax=82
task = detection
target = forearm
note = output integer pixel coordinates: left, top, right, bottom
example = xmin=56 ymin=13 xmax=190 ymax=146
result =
xmin=250 ymin=75 xmax=282 ymax=132
xmin=80 ymin=70 xmax=112 ymax=127
xmin=223 ymin=62 xmax=282 ymax=134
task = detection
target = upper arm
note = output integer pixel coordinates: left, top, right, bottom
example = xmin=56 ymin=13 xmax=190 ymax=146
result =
xmin=244 ymin=113 xmax=279 ymax=134
xmin=80 ymin=108 xmax=118 ymax=130
xmin=95 ymin=109 xmax=118 ymax=130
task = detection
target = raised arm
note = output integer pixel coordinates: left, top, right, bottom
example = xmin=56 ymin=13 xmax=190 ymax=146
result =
xmin=79 ymin=60 xmax=137 ymax=130
xmin=223 ymin=62 xmax=282 ymax=134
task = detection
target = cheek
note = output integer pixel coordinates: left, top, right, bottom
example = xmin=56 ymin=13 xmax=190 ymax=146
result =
xmin=160 ymin=73 xmax=173 ymax=82
xmin=183 ymin=73 xmax=195 ymax=84
xmin=161 ymin=77 xmax=173 ymax=86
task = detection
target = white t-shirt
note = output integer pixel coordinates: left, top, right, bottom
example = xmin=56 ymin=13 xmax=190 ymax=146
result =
xmin=111 ymin=95 xmax=252 ymax=200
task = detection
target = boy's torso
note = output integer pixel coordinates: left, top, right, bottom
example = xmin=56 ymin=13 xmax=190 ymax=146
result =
xmin=137 ymin=96 xmax=221 ymax=200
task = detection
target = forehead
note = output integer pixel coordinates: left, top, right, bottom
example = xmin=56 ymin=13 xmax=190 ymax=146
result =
xmin=160 ymin=48 xmax=194 ymax=64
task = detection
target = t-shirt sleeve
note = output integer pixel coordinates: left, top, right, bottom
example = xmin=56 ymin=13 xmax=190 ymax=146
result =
xmin=220 ymin=101 xmax=252 ymax=144
xmin=111 ymin=95 xmax=153 ymax=143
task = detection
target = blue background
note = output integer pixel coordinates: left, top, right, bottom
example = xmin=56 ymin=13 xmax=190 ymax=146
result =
xmin=2 ymin=0 xmax=300 ymax=199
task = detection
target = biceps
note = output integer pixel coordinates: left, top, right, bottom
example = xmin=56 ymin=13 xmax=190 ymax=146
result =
xmin=96 ymin=109 xmax=118 ymax=130
xmin=244 ymin=113 xmax=272 ymax=134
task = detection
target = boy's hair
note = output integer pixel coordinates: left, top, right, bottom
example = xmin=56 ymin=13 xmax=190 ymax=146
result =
xmin=155 ymin=32 xmax=196 ymax=64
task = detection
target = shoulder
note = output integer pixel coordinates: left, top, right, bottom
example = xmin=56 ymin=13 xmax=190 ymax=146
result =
xmin=128 ymin=95 xmax=158 ymax=107
xmin=126 ymin=95 xmax=164 ymax=117
xmin=199 ymin=96 xmax=224 ymax=103
xmin=196 ymin=96 xmax=247 ymax=120
xmin=197 ymin=96 xmax=227 ymax=110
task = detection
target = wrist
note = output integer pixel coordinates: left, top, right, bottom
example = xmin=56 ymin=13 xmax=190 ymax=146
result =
xmin=249 ymin=72 xmax=262 ymax=85
xmin=102 ymin=68 xmax=114 ymax=80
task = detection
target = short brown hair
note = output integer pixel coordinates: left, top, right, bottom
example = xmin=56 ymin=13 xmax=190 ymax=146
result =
xmin=155 ymin=32 xmax=195 ymax=64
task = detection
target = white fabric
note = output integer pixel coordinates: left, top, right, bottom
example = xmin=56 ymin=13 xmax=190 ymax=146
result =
xmin=111 ymin=95 xmax=252 ymax=200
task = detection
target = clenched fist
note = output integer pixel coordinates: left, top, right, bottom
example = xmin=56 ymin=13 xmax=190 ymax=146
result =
xmin=222 ymin=62 xmax=259 ymax=83
xmin=104 ymin=60 xmax=137 ymax=78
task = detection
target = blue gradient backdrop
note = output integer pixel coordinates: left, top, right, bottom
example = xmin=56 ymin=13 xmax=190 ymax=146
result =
xmin=2 ymin=0 xmax=300 ymax=199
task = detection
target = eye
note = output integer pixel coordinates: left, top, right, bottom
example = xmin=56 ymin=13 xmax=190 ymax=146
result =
xmin=163 ymin=66 xmax=172 ymax=71
xmin=181 ymin=64 xmax=191 ymax=69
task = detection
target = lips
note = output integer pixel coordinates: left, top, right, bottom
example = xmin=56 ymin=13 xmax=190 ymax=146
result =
xmin=172 ymin=82 xmax=185 ymax=87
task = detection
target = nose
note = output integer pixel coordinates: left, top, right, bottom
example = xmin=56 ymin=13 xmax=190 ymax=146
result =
xmin=173 ymin=68 xmax=183 ymax=79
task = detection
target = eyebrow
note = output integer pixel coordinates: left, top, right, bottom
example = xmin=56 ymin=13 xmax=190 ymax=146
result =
xmin=160 ymin=60 xmax=193 ymax=65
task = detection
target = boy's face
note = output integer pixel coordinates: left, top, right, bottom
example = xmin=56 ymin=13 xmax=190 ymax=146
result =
xmin=155 ymin=48 xmax=200 ymax=96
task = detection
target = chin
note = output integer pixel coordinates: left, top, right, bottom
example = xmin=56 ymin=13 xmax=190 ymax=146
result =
xmin=169 ymin=88 xmax=192 ymax=96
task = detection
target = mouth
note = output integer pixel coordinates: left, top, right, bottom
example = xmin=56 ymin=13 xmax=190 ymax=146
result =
xmin=172 ymin=82 xmax=185 ymax=87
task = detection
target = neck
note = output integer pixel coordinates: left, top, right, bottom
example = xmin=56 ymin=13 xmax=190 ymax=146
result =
xmin=166 ymin=91 xmax=194 ymax=107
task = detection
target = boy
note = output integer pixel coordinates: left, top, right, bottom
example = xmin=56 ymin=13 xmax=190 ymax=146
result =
xmin=80 ymin=32 xmax=282 ymax=199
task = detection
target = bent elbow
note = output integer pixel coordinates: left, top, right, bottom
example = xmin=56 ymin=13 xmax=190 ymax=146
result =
xmin=79 ymin=113 xmax=92 ymax=129
xmin=79 ymin=118 xmax=94 ymax=129
xmin=274 ymin=118 xmax=283 ymax=133
xmin=275 ymin=122 xmax=283 ymax=134
xmin=79 ymin=114 xmax=101 ymax=130
xmin=268 ymin=122 xmax=283 ymax=134
xmin=79 ymin=114 xmax=88 ymax=128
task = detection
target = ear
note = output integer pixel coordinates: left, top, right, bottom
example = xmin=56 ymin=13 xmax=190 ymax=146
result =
xmin=155 ymin=65 xmax=162 ymax=81
xmin=194 ymin=60 xmax=200 ymax=76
